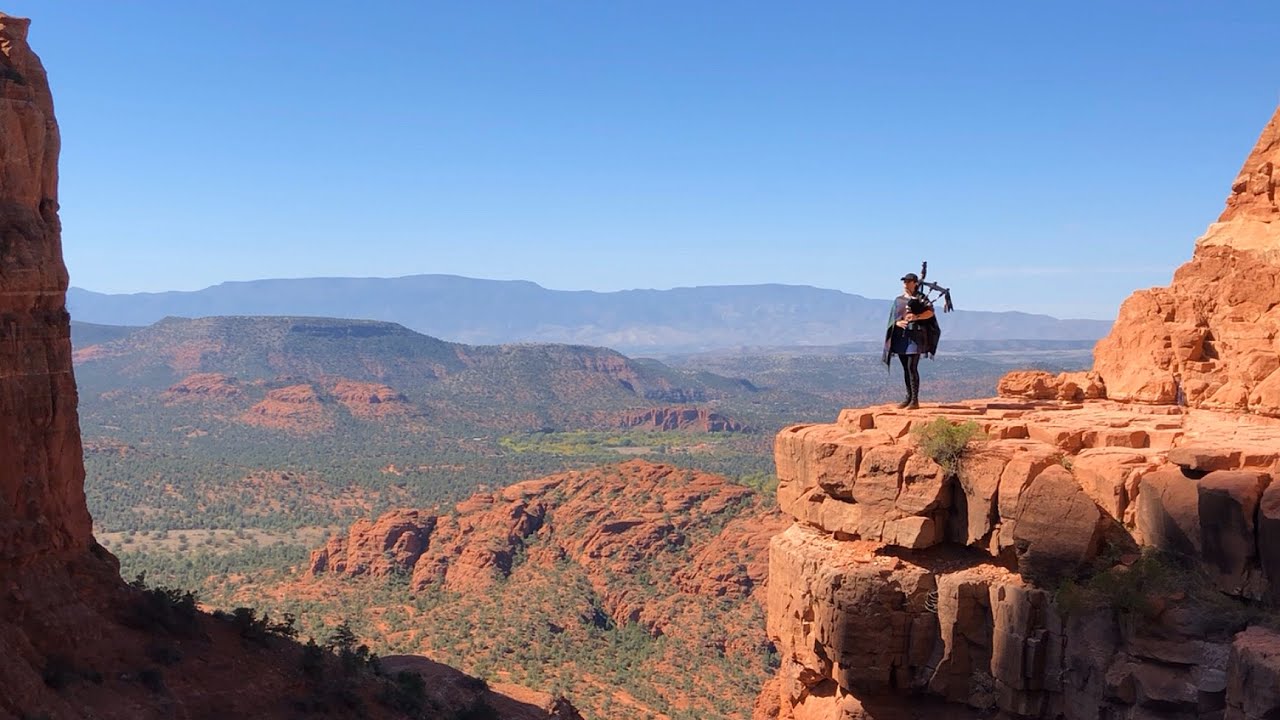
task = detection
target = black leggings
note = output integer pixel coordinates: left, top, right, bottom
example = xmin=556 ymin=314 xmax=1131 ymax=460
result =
xmin=898 ymin=353 xmax=920 ymax=398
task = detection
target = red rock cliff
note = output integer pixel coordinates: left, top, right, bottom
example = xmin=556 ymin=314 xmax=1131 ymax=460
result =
xmin=0 ymin=12 xmax=92 ymax=568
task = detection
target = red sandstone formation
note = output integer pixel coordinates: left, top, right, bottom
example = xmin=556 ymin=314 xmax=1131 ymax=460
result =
xmin=1092 ymin=107 xmax=1280 ymax=415
xmin=162 ymin=372 xmax=241 ymax=401
xmin=241 ymin=383 xmax=333 ymax=432
xmin=617 ymin=406 xmax=745 ymax=432
xmin=310 ymin=460 xmax=784 ymax=634
xmin=759 ymin=107 xmax=1280 ymax=719
xmin=330 ymin=379 xmax=413 ymax=418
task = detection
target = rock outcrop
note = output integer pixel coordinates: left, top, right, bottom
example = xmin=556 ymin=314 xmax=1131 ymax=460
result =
xmin=760 ymin=105 xmax=1280 ymax=719
xmin=617 ymin=405 xmax=745 ymax=432
xmin=330 ymin=379 xmax=412 ymax=418
xmin=304 ymin=459 xmax=785 ymax=718
xmin=162 ymin=372 xmax=241 ymax=401
xmin=1093 ymin=107 xmax=1280 ymax=415
xmin=241 ymin=383 xmax=334 ymax=432
xmin=310 ymin=460 xmax=784 ymax=629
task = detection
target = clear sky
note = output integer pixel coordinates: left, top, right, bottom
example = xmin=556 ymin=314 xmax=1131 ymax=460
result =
xmin=8 ymin=1 xmax=1280 ymax=319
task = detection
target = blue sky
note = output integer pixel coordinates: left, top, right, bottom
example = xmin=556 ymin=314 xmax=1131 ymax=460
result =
xmin=8 ymin=1 xmax=1280 ymax=319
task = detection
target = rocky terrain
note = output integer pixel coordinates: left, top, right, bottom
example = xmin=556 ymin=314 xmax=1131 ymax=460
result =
xmin=756 ymin=107 xmax=1280 ymax=719
xmin=285 ymin=460 xmax=787 ymax=720
xmin=0 ymin=13 xmax=575 ymax=719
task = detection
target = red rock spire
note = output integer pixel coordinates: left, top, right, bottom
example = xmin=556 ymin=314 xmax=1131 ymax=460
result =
xmin=0 ymin=12 xmax=93 ymax=564
xmin=1219 ymin=105 xmax=1280 ymax=225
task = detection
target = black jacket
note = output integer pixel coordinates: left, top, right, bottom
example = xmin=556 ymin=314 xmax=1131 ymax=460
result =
xmin=882 ymin=294 xmax=941 ymax=365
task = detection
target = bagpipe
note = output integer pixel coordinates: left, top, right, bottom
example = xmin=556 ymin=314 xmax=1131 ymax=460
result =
xmin=915 ymin=261 xmax=954 ymax=313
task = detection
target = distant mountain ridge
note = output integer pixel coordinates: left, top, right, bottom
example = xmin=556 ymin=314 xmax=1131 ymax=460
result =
xmin=68 ymin=275 xmax=1113 ymax=353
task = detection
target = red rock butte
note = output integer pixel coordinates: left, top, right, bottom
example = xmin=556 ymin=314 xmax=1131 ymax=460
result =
xmin=757 ymin=107 xmax=1280 ymax=720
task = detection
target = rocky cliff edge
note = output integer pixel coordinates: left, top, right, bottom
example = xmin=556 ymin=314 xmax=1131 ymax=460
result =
xmin=758 ymin=107 xmax=1280 ymax=720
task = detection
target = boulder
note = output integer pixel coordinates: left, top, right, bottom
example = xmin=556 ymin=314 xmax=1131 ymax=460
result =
xmin=1197 ymin=471 xmax=1269 ymax=597
xmin=1134 ymin=469 xmax=1202 ymax=556
xmin=1226 ymin=626 xmax=1280 ymax=720
xmin=1070 ymin=448 xmax=1152 ymax=524
xmin=997 ymin=371 xmax=1058 ymax=400
xmin=1008 ymin=465 xmax=1107 ymax=584
xmin=1259 ymin=482 xmax=1280 ymax=601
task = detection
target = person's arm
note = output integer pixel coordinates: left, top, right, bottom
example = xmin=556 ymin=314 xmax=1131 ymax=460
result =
xmin=908 ymin=307 xmax=935 ymax=322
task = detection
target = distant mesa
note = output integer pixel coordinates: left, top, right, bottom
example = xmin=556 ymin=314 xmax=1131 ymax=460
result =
xmin=72 ymin=313 xmax=757 ymax=433
xmin=617 ymin=406 xmax=746 ymax=432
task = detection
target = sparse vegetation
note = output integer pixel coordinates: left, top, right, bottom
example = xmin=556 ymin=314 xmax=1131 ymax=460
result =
xmin=1055 ymin=548 xmax=1272 ymax=635
xmin=121 ymin=573 xmax=200 ymax=636
xmin=910 ymin=418 xmax=985 ymax=474
xmin=221 ymin=606 xmax=299 ymax=646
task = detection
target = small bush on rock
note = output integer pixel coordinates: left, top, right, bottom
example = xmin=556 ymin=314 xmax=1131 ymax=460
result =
xmin=910 ymin=418 xmax=984 ymax=474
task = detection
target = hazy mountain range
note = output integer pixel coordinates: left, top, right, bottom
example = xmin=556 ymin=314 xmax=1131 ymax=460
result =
xmin=68 ymin=275 xmax=1114 ymax=353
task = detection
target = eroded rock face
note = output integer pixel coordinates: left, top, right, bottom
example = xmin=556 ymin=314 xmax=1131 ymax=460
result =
xmin=308 ymin=509 xmax=436 ymax=577
xmin=1227 ymin=626 xmax=1280 ymax=720
xmin=162 ymin=372 xmax=241 ymax=401
xmin=0 ymin=12 xmax=91 ymax=568
xmin=1092 ymin=107 xmax=1280 ymax=416
xmin=330 ymin=379 xmax=412 ymax=418
xmin=240 ymin=383 xmax=333 ymax=432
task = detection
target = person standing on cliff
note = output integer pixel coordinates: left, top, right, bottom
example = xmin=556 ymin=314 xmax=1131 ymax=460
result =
xmin=882 ymin=272 xmax=938 ymax=409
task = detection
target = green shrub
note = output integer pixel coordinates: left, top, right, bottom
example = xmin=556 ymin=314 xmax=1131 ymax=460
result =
xmin=909 ymin=418 xmax=984 ymax=474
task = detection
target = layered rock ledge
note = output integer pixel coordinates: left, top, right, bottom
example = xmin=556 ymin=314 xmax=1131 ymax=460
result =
xmin=760 ymin=397 xmax=1280 ymax=720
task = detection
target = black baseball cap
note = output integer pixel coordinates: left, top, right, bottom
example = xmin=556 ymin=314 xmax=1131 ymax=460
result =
xmin=900 ymin=273 xmax=919 ymax=282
